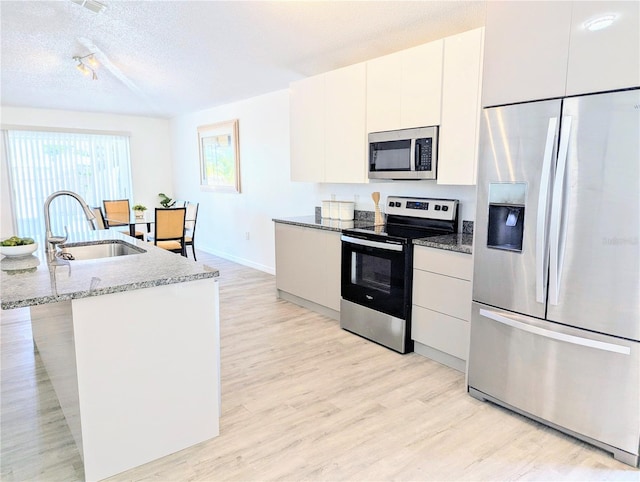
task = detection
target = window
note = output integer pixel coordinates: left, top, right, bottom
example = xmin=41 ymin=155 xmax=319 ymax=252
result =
xmin=3 ymin=129 xmax=133 ymax=242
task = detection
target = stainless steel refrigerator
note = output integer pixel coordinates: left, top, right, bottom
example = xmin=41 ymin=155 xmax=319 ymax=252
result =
xmin=468 ymin=88 xmax=640 ymax=467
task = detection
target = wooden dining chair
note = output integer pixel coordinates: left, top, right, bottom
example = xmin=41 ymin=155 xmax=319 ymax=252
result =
xmin=184 ymin=202 xmax=199 ymax=260
xmin=103 ymin=199 xmax=145 ymax=239
xmin=91 ymin=207 xmax=107 ymax=230
xmin=149 ymin=207 xmax=187 ymax=256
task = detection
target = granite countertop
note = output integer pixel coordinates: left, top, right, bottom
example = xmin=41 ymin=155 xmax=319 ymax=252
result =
xmin=273 ymin=215 xmax=473 ymax=254
xmin=413 ymin=233 xmax=473 ymax=255
xmin=272 ymin=215 xmax=375 ymax=232
xmin=1 ymin=230 xmax=219 ymax=310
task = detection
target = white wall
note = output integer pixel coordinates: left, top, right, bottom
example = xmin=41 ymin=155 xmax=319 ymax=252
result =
xmin=0 ymin=106 xmax=172 ymax=238
xmin=170 ymin=89 xmax=317 ymax=273
xmin=170 ymin=89 xmax=476 ymax=274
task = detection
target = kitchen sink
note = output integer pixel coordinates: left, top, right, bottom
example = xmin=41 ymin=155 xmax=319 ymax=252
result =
xmin=57 ymin=240 xmax=146 ymax=261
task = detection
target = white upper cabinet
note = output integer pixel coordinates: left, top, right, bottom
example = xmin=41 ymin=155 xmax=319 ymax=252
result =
xmin=366 ymin=53 xmax=402 ymax=133
xmin=290 ymin=74 xmax=325 ymax=182
xmin=566 ymin=1 xmax=640 ymax=96
xmin=482 ymin=1 xmax=572 ymax=107
xmin=438 ymin=27 xmax=484 ymax=186
xmin=482 ymin=1 xmax=639 ymax=107
xmin=290 ymin=63 xmax=367 ymax=183
xmin=400 ymin=41 xmax=444 ymax=129
xmin=366 ymin=39 xmax=443 ymax=133
xmin=324 ymin=63 xmax=367 ymax=183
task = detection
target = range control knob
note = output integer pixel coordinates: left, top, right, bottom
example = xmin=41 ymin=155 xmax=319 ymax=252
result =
xmin=395 ymin=202 xmax=401 ymax=207
xmin=442 ymin=205 xmax=449 ymax=212
xmin=388 ymin=201 xmax=394 ymax=207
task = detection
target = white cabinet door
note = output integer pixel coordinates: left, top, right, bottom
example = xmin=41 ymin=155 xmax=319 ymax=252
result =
xmin=290 ymin=75 xmax=325 ymax=181
xmin=566 ymin=1 xmax=640 ymax=95
xmin=366 ymin=40 xmax=444 ymax=133
xmin=482 ymin=1 xmax=573 ymax=107
xmin=411 ymin=246 xmax=473 ymax=369
xmin=400 ymin=40 xmax=443 ymax=129
xmin=275 ymin=223 xmax=341 ymax=311
xmin=324 ymin=63 xmax=367 ymax=183
xmin=438 ymin=28 xmax=484 ymax=185
xmin=366 ymin=53 xmax=402 ymax=133
xmin=413 ymin=269 xmax=472 ymax=321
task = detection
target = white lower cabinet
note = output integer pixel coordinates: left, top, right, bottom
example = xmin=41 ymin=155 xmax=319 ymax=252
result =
xmin=411 ymin=246 xmax=473 ymax=372
xmin=275 ymin=223 xmax=341 ymax=316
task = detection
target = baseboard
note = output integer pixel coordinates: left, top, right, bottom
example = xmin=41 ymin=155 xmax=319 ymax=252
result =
xmin=277 ymin=290 xmax=340 ymax=321
xmin=197 ymin=244 xmax=275 ymax=275
xmin=414 ymin=341 xmax=466 ymax=373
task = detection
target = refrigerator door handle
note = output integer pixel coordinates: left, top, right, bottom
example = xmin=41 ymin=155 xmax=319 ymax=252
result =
xmin=549 ymin=115 xmax=573 ymax=306
xmin=478 ymin=309 xmax=631 ymax=355
xmin=535 ymin=117 xmax=558 ymax=304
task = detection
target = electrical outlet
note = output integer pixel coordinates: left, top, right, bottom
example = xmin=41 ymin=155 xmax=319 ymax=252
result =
xmin=245 ymin=231 xmax=250 ymax=240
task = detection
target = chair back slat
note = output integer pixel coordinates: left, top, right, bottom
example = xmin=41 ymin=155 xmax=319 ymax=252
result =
xmin=91 ymin=207 xmax=107 ymax=230
xmin=103 ymin=199 xmax=131 ymax=227
xmin=155 ymin=208 xmax=186 ymax=240
xmin=185 ymin=202 xmax=199 ymax=232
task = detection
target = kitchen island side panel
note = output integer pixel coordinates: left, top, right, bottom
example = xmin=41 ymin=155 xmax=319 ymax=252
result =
xmin=72 ymin=278 xmax=220 ymax=481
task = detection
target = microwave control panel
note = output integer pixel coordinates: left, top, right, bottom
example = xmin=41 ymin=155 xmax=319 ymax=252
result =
xmin=415 ymin=138 xmax=433 ymax=171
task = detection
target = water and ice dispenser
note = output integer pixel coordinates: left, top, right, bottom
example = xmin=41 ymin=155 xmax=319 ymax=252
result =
xmin=487 ymin=183 xmax=526 ymax=252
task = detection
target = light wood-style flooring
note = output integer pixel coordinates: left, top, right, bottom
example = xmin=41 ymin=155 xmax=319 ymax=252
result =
xmin=1 ymin=251 xmax=638 ymax=481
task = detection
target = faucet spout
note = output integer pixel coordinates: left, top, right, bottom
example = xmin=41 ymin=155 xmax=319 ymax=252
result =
xmin=44 ymin=190 xmax=97 ymax=254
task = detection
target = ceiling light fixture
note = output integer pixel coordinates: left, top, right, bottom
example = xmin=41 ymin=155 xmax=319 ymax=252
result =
xmin=73 ymin=53 xmax=98 ymax=80
xmin=583 ymin=14 xmax=617 ymax=31
xmin=69 ymin=0 xmax=106 ymax=14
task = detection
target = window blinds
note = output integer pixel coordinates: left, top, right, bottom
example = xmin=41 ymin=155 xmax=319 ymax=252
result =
xmin=3 ymin=129 xmax=133 ymax=242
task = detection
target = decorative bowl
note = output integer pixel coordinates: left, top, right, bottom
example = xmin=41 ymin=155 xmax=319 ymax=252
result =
xmin=1 ymin=254 xmax=40 ymax=274
xmin=0 ymin=242 xmax=39 ymax=258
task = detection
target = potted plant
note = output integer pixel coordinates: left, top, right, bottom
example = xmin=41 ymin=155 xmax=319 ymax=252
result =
xmin=132 ymin=204 xmax=147 ymax=219
xmin=158 ymin=193 xmax=176 ymax=208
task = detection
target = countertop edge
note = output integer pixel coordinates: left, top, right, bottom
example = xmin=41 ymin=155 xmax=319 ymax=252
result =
xmin=1 ymin=231 xmax=221 ymax=310
xmin=1 ymin=271 xmax=219 ymax=310
xmin=274 ymin=216 xmax=473 ymax=254
xmin=273 ymin=217 xmax=342 ymax=232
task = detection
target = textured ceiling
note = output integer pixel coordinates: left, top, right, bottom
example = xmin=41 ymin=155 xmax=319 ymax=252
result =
xmin=1 ymin=1 xmax=486 ymax=119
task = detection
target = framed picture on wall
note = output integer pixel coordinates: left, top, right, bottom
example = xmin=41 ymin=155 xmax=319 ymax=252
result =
xmin=198 ymin=119 xmax=241 ymax=193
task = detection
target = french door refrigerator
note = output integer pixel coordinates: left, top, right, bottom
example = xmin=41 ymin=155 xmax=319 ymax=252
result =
xmin=468 ymin=88 xmax=640 ymax=467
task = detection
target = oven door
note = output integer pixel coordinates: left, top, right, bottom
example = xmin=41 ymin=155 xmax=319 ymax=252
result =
xmin=341 ymin=234 xmax=409 ymax=319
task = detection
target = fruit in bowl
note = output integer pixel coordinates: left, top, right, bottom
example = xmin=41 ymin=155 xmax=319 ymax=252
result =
xmin=0 ymin=236 xmax=38 ymax=258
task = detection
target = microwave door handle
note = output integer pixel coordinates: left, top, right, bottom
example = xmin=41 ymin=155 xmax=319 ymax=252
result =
xmin=535 ymin=117 xmax=558 ymax=304
xmin=410 ymin=138 xmax=417 ymax=172
xmin=549 ymin=115 xmax=572 ymax=306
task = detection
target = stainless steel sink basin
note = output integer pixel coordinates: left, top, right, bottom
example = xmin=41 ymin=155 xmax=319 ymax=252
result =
xmin=57 ymin=241 xmax=146 ymax=261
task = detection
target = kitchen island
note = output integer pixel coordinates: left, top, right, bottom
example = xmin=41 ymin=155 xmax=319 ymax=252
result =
xmin=1 ymin=231 xmax=221 ymax=481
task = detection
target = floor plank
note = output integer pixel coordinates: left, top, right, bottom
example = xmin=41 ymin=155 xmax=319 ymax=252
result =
xmin=1 ymin=251 xmax=638 ymax=481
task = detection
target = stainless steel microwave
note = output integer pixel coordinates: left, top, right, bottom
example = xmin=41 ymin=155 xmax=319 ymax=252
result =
xmin=368 ymin=126 xmax=438 ymax=180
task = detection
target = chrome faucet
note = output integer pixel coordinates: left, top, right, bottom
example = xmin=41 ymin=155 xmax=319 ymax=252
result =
xmin=44 ymin=190 xmax=96 ymax=254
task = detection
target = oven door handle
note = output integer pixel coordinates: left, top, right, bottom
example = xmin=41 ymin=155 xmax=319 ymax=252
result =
xmin=341 ymin=235 xmax=404 ymax=252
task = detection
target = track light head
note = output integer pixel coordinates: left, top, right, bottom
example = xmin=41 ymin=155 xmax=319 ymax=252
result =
xmin=72 ymin=54 xmax=98 ymax=80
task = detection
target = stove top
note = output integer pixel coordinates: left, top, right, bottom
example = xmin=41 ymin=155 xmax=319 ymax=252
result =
xmin=343 ymin=196 xmax=459 ymax=242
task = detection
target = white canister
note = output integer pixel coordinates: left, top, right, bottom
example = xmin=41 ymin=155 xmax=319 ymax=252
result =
xmin=329 ymin=201 xmax=341 ymax=219
xmin=339 ymin=201 xmax=355 ymax=221
xmin=321 ymin=200 xmax=331 ymax=218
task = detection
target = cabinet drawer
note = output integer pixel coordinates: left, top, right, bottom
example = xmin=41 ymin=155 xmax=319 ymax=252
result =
xmin=414 ymin=246 xmax=472 ymax=280
xmin=412 ymin=305 xmax=469 ymax=360
xmin=412 ymin=269 xmax=471 ymax=321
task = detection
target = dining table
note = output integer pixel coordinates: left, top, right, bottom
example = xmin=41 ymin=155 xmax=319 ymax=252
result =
xmin=105 ymin=213 xmax=194 ymax=239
